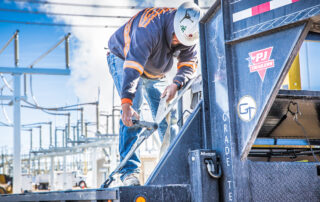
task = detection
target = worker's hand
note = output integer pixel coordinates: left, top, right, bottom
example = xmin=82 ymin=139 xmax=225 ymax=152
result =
xmin=161 ymin=83 xmax=178 ymax=102
xmin=121 ymin=103 xmax=140 ymax=127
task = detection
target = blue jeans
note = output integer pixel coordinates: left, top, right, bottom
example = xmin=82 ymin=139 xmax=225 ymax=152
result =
xmin=107 ymin=52 xmax=177 ymax=181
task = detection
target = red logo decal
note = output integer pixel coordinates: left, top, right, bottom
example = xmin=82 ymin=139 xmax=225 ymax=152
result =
xmin=247 ymin=47 xmax=275 ymax=81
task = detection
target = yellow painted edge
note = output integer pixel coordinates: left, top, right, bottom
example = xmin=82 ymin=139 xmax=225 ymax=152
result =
xmin=288 ymin=53 xmax=301 ymax=90
xmin=252 ymin=145 xmax=320 ymax=149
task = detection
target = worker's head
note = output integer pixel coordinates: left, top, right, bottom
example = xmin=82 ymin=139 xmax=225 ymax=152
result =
xmin=174 ymin=2 xmax=202 ymax=46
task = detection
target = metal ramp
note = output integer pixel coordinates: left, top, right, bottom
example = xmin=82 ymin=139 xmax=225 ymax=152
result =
xmin=2 ymin=0 xmax=320 ymax=201
xmin=260 ymin=90 xmax=320 ymax=139
xmin=0 ymin=185 xmax=190 ymax=201
xmin=250 ymin=90 xmax=320 ymax=160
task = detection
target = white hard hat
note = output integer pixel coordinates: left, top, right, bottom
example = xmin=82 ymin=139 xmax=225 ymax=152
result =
xmin=174 ymin=2 xmax=202 ymax=46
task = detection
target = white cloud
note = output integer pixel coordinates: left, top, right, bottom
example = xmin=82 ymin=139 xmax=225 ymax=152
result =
xmin=38 ymin=0 xmax=134 ymax=114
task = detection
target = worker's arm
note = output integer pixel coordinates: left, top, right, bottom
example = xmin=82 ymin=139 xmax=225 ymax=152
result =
xmin=121 ymin=26 xmax=158 ymax=126
xmin=162 ymin=45 xmax=197 ymax=102
xmin=174 ymin=45 xmax=198 ymax=88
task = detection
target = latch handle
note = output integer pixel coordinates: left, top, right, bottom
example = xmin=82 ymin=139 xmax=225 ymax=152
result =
xmin=204 ymin=159 xmax=222 ymax=179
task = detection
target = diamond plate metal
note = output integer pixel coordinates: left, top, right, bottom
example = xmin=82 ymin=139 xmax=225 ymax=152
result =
xmin=249 ymin=161 xmax=320 ymax=202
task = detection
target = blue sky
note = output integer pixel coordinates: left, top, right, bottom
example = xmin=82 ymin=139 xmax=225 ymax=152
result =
xmin=0 ymin=0 xmax=104 ymax=154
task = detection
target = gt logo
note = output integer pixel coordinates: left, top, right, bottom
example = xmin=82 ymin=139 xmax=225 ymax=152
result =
xmin=237 ymin=95 xmax=257 ymax=122
xmin=239 ymin=103 xmax=255 ymax=119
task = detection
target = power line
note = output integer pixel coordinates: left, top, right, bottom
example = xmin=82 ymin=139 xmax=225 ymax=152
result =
xmin=0 ymin=121 xmax=12 ymax=127
xmin=22 ymin=122 xmax=51 ymax=127
xmin=10 ymin=0 xmax=147 ymax=9
xmin=0 ymin=8 xmax=131 ymax=19
xmin=0 ymin=19 xmax=119 ymax=28
xmin=22 ymin=99 xmax=97 ymax=111
xmin=21 ymin=104 xmax=80 ymax=111
xmin=10 ymin=0 xmax=210 ymax=9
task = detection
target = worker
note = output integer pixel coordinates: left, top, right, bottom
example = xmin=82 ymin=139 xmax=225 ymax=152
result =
xmin=107 ymin=2 xmax=202 ymax=186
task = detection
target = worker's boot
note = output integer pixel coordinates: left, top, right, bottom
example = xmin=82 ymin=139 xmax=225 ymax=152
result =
xmin=122 ymin=173 xmax=140 ymax=186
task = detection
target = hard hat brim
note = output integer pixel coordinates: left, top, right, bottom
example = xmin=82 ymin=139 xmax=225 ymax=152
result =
xmin=173 ymin=18 xmax=198 ymax=46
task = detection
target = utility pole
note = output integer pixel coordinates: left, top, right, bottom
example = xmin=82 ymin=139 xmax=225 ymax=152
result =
xmin=13 ymin=30 xmax=21 ymax=194
xmin=112 ymin=84 xmax=115 ymax=135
